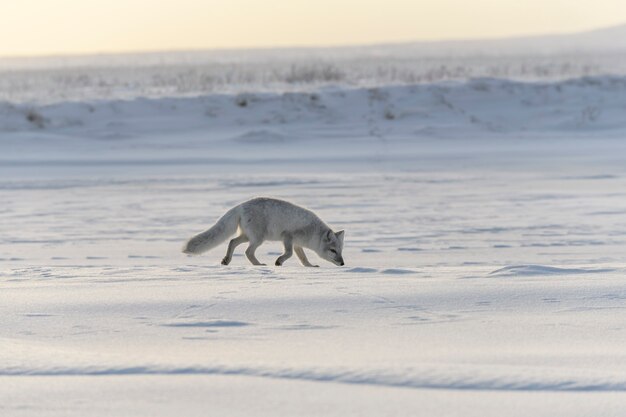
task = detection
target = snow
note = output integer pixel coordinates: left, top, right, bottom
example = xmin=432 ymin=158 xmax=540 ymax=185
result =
xmin=2 ymin=54 xmax=626 ymax=415
xmin=3 ymin=47 xmax=626 ymax=104
xmin=4 ymin=77 xmax=626 ymax=145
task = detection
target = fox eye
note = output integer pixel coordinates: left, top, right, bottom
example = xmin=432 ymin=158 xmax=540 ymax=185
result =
xmin=330 ymin=249 xmax=337 ymax=254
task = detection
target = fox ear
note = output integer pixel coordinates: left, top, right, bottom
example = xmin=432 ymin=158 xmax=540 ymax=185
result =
xmin=335 ymin=230 xmax=344 ymax=244
xmin=325 ymin=230 xmax=333 ymax=242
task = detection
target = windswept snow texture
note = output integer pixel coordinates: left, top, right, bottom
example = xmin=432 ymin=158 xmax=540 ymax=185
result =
xmin=2 ymin=58 xmax=626 ymax=416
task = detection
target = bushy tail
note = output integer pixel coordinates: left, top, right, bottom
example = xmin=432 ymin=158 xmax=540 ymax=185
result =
xmin=183 ymin=207 xmax=240 ymax=255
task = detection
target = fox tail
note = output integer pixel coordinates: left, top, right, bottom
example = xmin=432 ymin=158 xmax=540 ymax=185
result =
xmin=182 ymin=207 xmax=240 ymax=255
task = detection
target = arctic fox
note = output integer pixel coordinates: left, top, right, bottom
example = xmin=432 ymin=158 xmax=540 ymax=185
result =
xmin=183 ymin=197 xmax=345 ymax=267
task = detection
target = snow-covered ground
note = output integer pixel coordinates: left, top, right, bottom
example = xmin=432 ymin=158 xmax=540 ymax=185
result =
xmin=2 ymin=54 xmax=626 ymax=415
xmin=2 ymin=48 xmax=626 ymax=103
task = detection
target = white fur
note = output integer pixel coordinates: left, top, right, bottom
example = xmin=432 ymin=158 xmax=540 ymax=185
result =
xmin=183 ymin=198 xmax=345 ymax=267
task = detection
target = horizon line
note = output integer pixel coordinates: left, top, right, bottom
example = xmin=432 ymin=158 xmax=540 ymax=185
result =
xmin=1 ymin=21 xmax=624 ymax=61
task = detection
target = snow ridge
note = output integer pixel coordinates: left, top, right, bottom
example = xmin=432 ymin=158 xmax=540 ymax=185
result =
xmin=2 ymin=76 xmax=626 ymax=139
xmin=3 ymin=364 xmax=626 ymax=392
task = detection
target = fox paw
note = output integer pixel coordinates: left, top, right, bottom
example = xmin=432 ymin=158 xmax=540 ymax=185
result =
xmin=275 ymin=259 xmax=282 ymax=266
xmin=221 ymin=258 xmax=230 ymax=265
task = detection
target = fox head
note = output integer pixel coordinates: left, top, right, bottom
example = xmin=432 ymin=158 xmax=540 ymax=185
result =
xmin=319 ymin=230 xmax=345 ymax=266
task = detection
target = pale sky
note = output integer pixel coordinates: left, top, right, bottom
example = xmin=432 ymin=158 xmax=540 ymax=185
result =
xmin=1 ymin=0 xmax=625 ymax=57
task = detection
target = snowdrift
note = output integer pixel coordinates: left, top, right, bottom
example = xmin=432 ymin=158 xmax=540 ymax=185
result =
xmin=2 ymin=76 xmax=626 ymax=140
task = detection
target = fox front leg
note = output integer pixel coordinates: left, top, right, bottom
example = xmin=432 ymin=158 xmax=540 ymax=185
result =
xmin=294 ymin=246 xmax=318 ymax=267
xmin=275 ymin=235 xmax=293 ymax=266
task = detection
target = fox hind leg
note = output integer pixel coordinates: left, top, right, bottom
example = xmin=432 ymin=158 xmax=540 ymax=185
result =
xmin=294 ymin=246 xmax=318 ymax=267
xmin=245 ymin=240 xmax=265 ymax=266
xmin=275 ymin=236 xmax=293 ymax=266
xmin=221 ymin=234 xmax=249 ymax=265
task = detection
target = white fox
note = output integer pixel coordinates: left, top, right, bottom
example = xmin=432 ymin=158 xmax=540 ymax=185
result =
xmin=183 ymin=197 xmax=345 ymax=267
